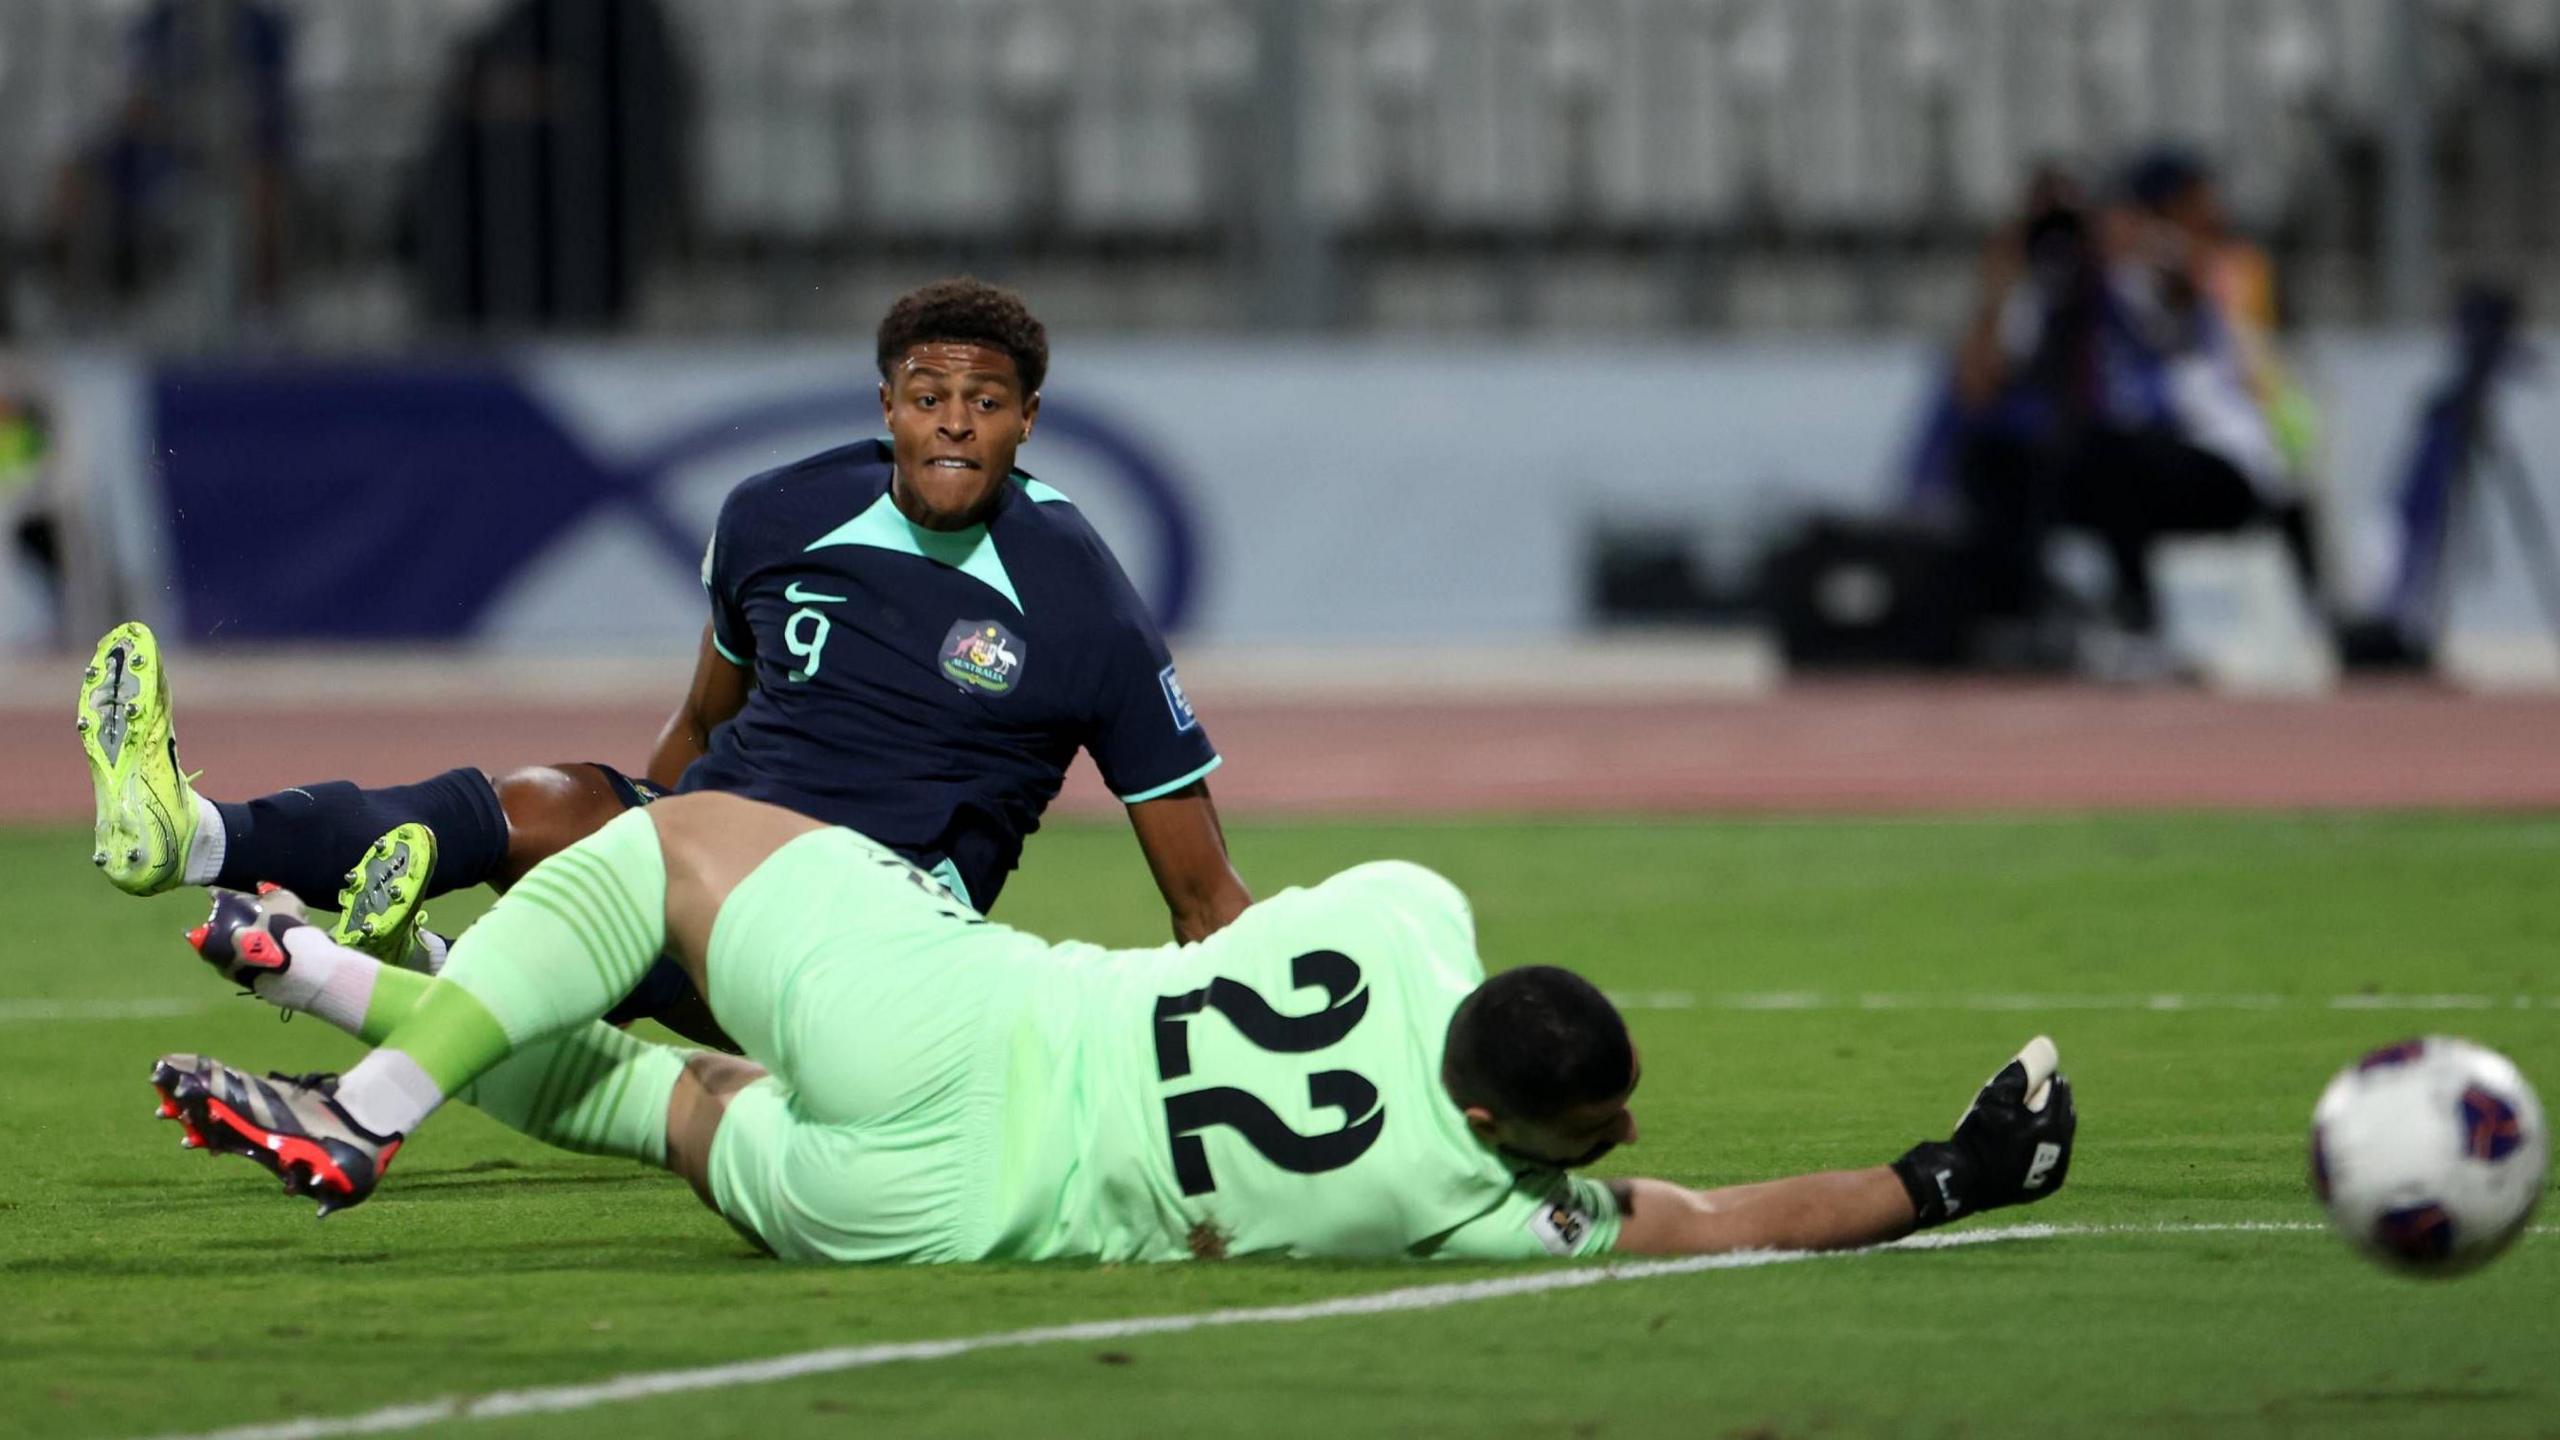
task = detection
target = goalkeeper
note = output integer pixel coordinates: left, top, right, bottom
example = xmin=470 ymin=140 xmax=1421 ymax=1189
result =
xmin=154 ymin=793 xmax=2075 ymax=1262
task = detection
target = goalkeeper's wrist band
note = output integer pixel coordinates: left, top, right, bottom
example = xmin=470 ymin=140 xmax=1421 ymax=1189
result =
xmin=1890 ymin=1142 xmax=1972 ymax=1229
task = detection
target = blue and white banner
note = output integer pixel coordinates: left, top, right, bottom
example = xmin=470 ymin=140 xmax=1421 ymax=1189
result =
xmin=136 ymin=341 xmax=1931 ymax=651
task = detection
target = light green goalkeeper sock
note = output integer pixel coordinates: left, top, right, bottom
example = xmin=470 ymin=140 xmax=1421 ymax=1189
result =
xmin=460 ymin=1024 xmax=682 ymax=1165
xmin=343 ymin=963 xmax=679 ymax=1165
xmin=333 ymin=808 xmax=670 ymax=1138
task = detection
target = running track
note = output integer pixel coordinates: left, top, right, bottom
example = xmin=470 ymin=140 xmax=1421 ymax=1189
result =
xmin=12 ymin=676 xmax=2560 ymax=821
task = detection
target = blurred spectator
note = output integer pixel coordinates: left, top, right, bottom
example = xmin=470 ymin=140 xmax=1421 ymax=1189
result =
xmin=407 ymin=0 xmax=690 ymax=330
xmin=45 ymin=0 xmax=294 ymax=314
xmin=0 ymin=378 xmax=65 ymax=649
xmin=1946 ymin=151 xmax=2322 ymax=671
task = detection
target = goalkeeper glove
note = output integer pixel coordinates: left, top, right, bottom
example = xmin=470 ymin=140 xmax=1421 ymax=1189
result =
xmin=1890 ymin=1035 xmax=2076 ymax=1228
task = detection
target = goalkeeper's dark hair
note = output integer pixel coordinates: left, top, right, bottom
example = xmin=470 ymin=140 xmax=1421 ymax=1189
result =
xmin=1443 ymin=965 xmax=1634 ymax=1121
xmin=876 ymin=277 xmax=1049 ymax=395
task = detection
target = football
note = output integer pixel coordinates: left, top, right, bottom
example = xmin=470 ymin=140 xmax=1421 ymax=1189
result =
xmin=2310 ymin=1037 xmax=2549 ymax=1277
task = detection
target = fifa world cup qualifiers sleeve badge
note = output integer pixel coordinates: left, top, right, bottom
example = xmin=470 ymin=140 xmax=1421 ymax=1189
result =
xmin=1527 ymin=1184 xmax=1595 ymax=1255
xmin=1160 ymin=665 xmax=1198 ymax=733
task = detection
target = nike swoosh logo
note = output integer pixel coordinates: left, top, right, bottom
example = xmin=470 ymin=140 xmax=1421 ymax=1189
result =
xmin=784 ymin=582 xmax=849 ymax=604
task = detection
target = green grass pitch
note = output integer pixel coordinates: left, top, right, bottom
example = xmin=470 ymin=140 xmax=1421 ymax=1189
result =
xmin=5 ymin=813 xmax=2557 ymax=1439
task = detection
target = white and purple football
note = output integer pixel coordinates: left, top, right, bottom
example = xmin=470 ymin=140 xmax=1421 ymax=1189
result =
xmin=2310 ymin=1036 xmax=2548 ymax=1277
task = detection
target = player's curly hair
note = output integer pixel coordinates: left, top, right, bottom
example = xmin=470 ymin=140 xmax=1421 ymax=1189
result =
xmin=876 ymin=277 xmax=1049 ymax=395
xmin=1443 ymin=965 xmax=1634 ymax=1122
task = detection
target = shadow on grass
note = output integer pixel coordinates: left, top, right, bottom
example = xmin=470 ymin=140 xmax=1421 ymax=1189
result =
xmin=1 ymin=1232 xmax=753 ymax=1281
xmin=2309 ymin=1379 xmax=2529 ymax=1405
xmin=87 ymin=1164 xmax=662 ymax=1196
xmin=389 ymin=1169 xmax=670 ymax=1198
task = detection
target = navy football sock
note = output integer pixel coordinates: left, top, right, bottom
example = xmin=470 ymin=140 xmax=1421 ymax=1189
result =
xmin=212 ymin=767 xmax=510 ymax=903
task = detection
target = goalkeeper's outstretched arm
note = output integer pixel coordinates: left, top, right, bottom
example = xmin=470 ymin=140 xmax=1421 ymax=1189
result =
xmin=1610 ymin=1168 xmax=1917 ymax=1255
xmin=1609 ymin=1036 xmax=2077 ymax=1257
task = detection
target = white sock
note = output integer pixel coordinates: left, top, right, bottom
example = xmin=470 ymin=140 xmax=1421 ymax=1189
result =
xmin=407 ymin=929 xmax=451 ymax=976
xmin=182 ymin=794 xmax=226 ymax=886
xmin=333 ymin=1050 xmax=446 ymax=1138
xmin=266 ymin=927 xmax=382 ymax=1036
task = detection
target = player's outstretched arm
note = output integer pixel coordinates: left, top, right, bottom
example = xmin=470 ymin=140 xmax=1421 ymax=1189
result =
xmin=1127 ymin=780 xmax=1252 ymax=942
xmin=1610 ymin=1167 xmax=1917 ymax=1255
xmin=1612 ymin=1037 xmax=2076 ymax=1257
xmin=650 ymin=623 xmax=752 ymax=789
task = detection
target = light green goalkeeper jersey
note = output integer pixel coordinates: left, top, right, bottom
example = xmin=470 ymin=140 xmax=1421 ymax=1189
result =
xmin=982 ymin=861 xmax=1621 ymax=1263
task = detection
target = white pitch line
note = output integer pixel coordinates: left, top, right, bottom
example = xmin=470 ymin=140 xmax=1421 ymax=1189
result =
xmin=0 ymin=996 xmax=214 ymax=1023
xmin=1606 ymin=991 xmax=2560 ymax=1013
xmin=139 ymin=1222 xmax=2372 ymax=1440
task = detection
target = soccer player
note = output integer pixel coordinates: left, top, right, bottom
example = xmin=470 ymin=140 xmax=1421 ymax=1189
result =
xmin=80 ymin=278 xmax=1249 ymax=1039
xmin=155 ymin=792 xmax=2077 ymax=1261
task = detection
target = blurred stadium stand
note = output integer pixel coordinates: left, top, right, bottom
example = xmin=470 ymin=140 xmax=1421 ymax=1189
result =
xmin=5 ymin=0 xmax=2560 ymax=347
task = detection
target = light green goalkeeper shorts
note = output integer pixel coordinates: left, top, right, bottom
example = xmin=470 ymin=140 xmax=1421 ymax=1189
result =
xmin=700 ymin=826 xmax=1052 ymax=1264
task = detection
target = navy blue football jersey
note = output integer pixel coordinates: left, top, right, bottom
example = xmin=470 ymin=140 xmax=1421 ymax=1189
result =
xmin=677 ymin=439 xmax=1218 ymax=913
